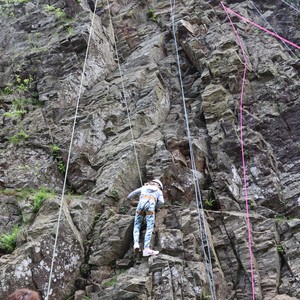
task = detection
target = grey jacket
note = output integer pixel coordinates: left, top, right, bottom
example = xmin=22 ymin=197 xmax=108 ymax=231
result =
xmin=127 ymin=184 xmax=164 ymax=207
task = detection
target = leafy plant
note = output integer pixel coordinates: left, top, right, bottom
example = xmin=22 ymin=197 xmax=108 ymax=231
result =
xmin=204 ymin=198 xmax=215 ymax=209
xmin=147 ymin=8 xmax=158 ymax=23
xmin=57 ymin=161 xmax=65 ymax=173
xmin=102 ymin=276 xmax=117 ymax=287
xmin=66 ymin=26 xmax=74 ymax=36
xmin=45 ymin=4 xmax=66 ymax=20
xmin=277 ymin=243 xmax=285 ymax=254
xmin=9 ymin=130 xmax=30 ymax=143
xmin=31 ymin=188 xmax=54 ymax=213
xmin=250 ymin=200 xmax=255 ymax=210
xmin=3 ymin=84 xmax=13 ymax=95
xmin=51 ymin=144 xmax=61 ymax=156
xmin=4 ymin=109 xmax=26 ymax=119
xmin=0 ymin=226 xmax=20 ymax=253
xmin=119 ymin=205 xmax=127 ymax=214
xmin=108 ymin=190 xmax=120 ymax=201
xmin=50 ymin=144 xmax=65 ymax=173
xmin=274 ymin=214 xmax=287 ymax=222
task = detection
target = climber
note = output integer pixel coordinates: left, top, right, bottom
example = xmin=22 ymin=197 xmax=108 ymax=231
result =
xmin=8 ymin=288 xmax=41 ymax=300
xmin=127 ymin=179 xmax=164 ymax=257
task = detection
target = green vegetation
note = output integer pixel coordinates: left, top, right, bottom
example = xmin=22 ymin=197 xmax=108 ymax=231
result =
xmin=9 ymin=130 xmax=30 ymax=143
xmin=31 ymin=188 xmax=54 ymax=213
xmin=244 ymin=149 xmax=250 ymax=160
xmin=118 ymin=205 xmax=127 ymax=214
xmin=45 ymin=4 xmax=66 ymax=20
xmin=0 ymin=226 xmax=20 ymax=253
xmin=250 ymin=200 xmax=255 ymax=210
xmin=277 ymin=243 xmax=285 ymax=255
xmin=51 ymin=144 xmax=66 ymax=174
xmin=274 ymin=214 xmax=287 ymax=222
xmin=2 ymin=75 xmax=39 ymax=144
xmin=204 ymin=198 xmax=215 ymax=209
xmin=0 ymin=0 xmax=31 ymax=17
xmin=0 ymin=188 xmax=55 ymax=213
xmin=102 ymin=276 xmax=118 ymax=288
xmin=108 ymin=190 xmax=120 ymax=201
xmin=147 ymin=8 xmax=158 ymax=23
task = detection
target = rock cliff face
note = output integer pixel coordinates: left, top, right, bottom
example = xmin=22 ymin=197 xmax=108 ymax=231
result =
xmin=0 ymin=0 xmax=299 ymax=299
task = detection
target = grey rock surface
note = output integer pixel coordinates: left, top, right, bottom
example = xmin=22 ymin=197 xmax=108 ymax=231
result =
xmin=0 ymin=0 xmax=299 ymax=299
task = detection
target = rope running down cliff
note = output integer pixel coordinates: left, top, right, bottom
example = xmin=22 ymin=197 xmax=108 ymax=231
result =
xmin=221 ymin=3 xmax=256 ymax=299
xmin=105 ymin=0 xmax=143 ymax=186
xmin=169 ymin=1 xmax=217 ymax=299
xmin=250 ymin=1 xmax=297 ymax=58
xmin=278 ymin=0 xmax=300 ymax=14
xmin=45 ymin=3 xmax=100 ymax=299
xmin=221 ymin=2 xmax=300 ymax=299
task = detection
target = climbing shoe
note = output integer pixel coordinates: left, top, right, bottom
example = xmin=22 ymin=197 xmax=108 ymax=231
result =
xmin=142 ymin=249 xmax=159 ymax=257
xmin=133 ymin=243 xmax=140 ymax=253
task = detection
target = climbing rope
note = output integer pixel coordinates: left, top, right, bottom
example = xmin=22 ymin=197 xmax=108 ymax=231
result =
xmin=220 ymin=2 xmax=300 ymax=298
xmin=250 ymin=1 xmax=297 ymax=58
xmin=169 ymin=1 xmax=217 ymax=299
xmin=221 ymin=3 xmax=300 ymax=50
xmin=105 ymin=0 xmax=143 ymax=186
xmin=278 ymin=0 xmax=300 ymax=14
xmin=45 ymin=2 xmax=100 ymax=299
xmin=221 ymin=3 xmax=256 ymax=299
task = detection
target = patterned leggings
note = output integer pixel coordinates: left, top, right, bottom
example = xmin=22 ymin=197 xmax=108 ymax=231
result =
xmin=133 ymin=198 xmax=156 ymax=249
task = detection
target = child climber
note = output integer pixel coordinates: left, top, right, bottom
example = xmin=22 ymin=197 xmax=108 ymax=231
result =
xmin=127 ymin=179 xmax=164 ymax=256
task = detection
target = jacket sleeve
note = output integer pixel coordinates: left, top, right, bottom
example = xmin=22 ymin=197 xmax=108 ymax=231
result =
xmin=127 ymin=187 xmax=142 ymax=200
xmin=156 ymin=191 xmax=164 ymax=207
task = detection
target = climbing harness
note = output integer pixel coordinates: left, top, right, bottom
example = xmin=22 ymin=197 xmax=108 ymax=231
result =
xmin=169 ymin=1 xmax=217 ymax=299
xmin=45 ymin=2 xmax=100 ymax=300
xmin=140 ymin=194 xmax=157 ymax=202
xmin=136 ymin=210 xmax=155 ymax=216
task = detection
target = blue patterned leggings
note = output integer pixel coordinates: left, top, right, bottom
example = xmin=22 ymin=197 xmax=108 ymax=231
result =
xmin=133 ymin=198 xmax=156 ymax=249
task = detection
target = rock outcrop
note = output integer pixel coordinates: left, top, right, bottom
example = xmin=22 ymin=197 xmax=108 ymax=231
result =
xmin=0 ymin=0 xmax=299 ymax=299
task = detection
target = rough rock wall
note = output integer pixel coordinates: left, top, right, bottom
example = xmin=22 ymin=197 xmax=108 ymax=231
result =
xmin=0 ymin=0 xmax=299 ymax=299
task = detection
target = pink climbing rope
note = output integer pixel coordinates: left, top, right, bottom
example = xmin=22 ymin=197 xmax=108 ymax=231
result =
xmin=221 ymin=3 xmax=256 ymax=299
xmin=222 ymin=3 xmax=300 ymax=50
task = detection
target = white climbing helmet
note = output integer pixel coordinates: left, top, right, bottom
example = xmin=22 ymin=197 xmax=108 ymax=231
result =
xmin=152 ymin=179 xmax=163 ymax=190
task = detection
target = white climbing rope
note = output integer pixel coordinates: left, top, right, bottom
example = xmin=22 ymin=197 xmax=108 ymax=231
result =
xmin=278 ymin=0 xmax=300 ymax=14
xmin=105 ymin=0 xmax=143 ymax=186
xmin=45 ymin=2 xmax=100 ymax=299
xmin=169 ymin=1 xmax=217 ymax=299
xmin=251 ymin=1 xmax=297 ymax=58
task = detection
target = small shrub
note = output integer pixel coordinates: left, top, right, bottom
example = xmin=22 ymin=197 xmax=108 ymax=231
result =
xmin=57 ymin=161 xmax=65 ymax=173
xmin=108 ymin=190 xmax=120 ymax=201
xmin=9 ymin=130 xmax=30 ymax=143
xmin=147 ymin=8 xmax=158 ymax=23
xmin=31 ymin=188 xmax=54 ymax=213
xmin=119 ymin=205 xmax=127 ymax=214
xmin=0 ymin=226 xmax=20 ymax=253
xmin=51 ymin=144 xmax=61 ymax=157
xmin=3 ymin=84 xmax=13 ymax=95
xmin=4 ymin=110 xmax=26 ymax=119
xmin=102 ymin=277 xmax=117 ymax=288
xmin=277 ymin=243 xmax=285 ymax=254
xmin=45 ymin=4 xmax=66 ymax=20
xmin=204 ymin=198 xmax=215 ymax=209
